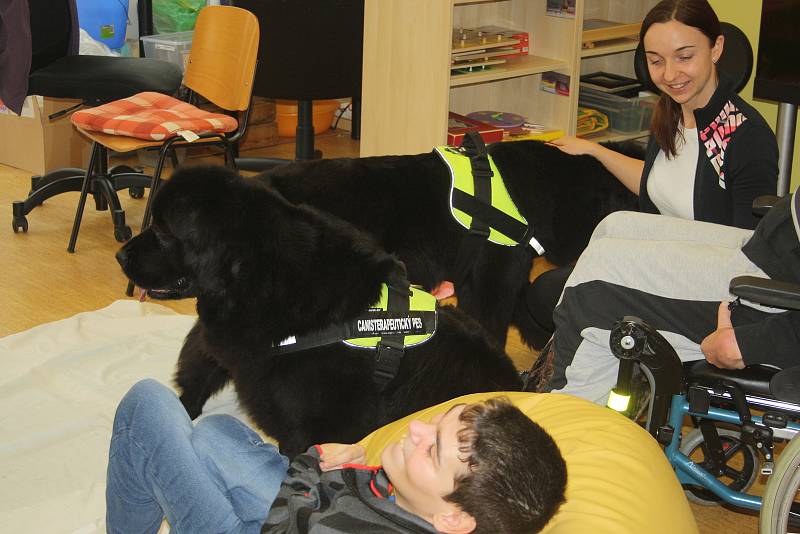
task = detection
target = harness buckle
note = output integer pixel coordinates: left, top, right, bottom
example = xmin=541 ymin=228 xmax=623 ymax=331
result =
xmin=468 ymin=226 xmax=490 ymax=239
xmin=374 ymin=339 xmax=405 ymax=386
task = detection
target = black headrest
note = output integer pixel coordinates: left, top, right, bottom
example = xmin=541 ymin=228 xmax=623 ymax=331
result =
xmin=634 ymin=21 xmax=753 ymax=95
xmin=29 ymin=0 xmax=74 ymax=70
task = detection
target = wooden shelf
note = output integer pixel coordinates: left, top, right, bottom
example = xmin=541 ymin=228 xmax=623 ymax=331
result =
xmin=453 ymin=0 xmax=504 ymax=5
xmin=582 ymin=19 xmax=641 ymax=48
xmin=583 ymin=129 xmax=649 ymax=143
xmin=360 ymin=0 xmax=658 ymax=156
xmin=581 ymin=37 xmax=639 ymax=58
xmin=450 ymin=55 xmax=569 ymax=87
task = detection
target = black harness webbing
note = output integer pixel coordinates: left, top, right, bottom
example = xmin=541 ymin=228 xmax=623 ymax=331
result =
xmin=268 ymin=270 xmax=435 ymax=389
xmin=452 ymin=132 xmax=541 ymax=289
xmin=372 ymin=277 xmax=411 ymax=389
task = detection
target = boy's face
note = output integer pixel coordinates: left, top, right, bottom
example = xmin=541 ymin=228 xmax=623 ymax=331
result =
xmin=381 ymin=404 xmax=471 ymax=522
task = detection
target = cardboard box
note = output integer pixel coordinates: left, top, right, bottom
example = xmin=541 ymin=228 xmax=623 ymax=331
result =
xmin=0 ymin=97 xmax=91 ymax=175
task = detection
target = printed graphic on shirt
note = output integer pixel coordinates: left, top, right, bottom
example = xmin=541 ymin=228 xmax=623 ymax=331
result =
xmin=699 ymin=100 xmax=747 ymax=190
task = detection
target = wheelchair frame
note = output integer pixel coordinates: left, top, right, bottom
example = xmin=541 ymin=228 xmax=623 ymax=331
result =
xmin=609 ymin=314 xmax=800 ymax=519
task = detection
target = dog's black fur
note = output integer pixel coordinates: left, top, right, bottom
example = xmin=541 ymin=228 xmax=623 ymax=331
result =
xmin=116 ymin=168 xmax=522 ymax=457
xmin=256 ymin=140 xmax=639 ymax=347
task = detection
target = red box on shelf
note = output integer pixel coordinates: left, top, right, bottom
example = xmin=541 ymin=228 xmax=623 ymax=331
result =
xmin=479 ymin=26 xmax=529 ymax=58
xmin=447 ymin=112 xmax=505 ymax=147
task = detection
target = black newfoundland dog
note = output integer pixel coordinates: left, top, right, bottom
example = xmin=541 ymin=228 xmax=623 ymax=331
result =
xmin=116 ymin=167 xmax=521 ymax=457
xmin=256 ymin=139 xmax=638 ymax=347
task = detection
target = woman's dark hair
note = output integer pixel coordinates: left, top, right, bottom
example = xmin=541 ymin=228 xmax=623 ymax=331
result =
xmin=640 ymin=0 xmax=721 ymax=157
xmin=444 ymin=397 xmax=567 ymax=534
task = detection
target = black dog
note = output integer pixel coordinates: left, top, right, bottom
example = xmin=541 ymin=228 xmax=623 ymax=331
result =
xmin=116 ymin=167 xmax=521 ymax=457
xmin=256 ymin=139 xmax=638 ymax=347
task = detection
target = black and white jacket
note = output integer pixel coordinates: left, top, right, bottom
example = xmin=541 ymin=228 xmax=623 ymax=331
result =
xmin=261 ymin=446 xmax=438 ymax=534
xmin=737 ymin=194 xmax=800 ymax=368
xmin=639 ymin=74 xmax=779 ymax=230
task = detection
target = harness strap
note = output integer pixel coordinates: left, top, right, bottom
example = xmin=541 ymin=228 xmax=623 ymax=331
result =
xmin=451 ymin=132 xmax=492 ymax=288
xmin=451 ymin=189 xmax=529 ymax=244
xmin=373 ymin=275 xmax=411 ymax=389
xmin=461 ymin=131 xmax=493 ymax=240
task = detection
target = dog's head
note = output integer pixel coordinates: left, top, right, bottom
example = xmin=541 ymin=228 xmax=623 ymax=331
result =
xmin=117 ymin=165 xmax=404 ymax=336
xmin=116 ymin=166 xmax=242 ymax=300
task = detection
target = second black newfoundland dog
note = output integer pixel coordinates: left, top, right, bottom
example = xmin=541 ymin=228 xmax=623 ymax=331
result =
xmin=116 ymin=167 xmax=521 ymax=457
xmin=255 ymin=139 xmax=638 ymax=347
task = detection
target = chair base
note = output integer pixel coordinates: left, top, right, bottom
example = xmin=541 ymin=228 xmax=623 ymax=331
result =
xmin=11 ymin=155 xmax=152 ymax=249
xmin=234 ymin=97 xmax=360 ymax=172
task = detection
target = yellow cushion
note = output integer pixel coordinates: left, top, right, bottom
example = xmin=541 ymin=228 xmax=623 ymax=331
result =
xmin=358 ymin=391 xmax=698 ymax=534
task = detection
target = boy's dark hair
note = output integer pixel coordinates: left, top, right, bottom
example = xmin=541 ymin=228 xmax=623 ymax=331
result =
xmin=444 ymin=397 xmax=567 ymax=534
xmin=641 ymin=0 xmax=722 ymax=157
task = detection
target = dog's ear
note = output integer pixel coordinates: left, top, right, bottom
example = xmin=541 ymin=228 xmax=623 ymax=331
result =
xmin=153 ymin=166 xmax=243 ymax=242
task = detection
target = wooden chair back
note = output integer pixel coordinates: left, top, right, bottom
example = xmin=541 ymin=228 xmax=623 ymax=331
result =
xmin=184 ymin=6 xmax=259 ymax=112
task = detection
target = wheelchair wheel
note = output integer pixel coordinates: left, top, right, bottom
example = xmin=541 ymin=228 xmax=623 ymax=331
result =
xmin=760 ymin=433 xmax=800 ymax=533
xmin=680 ymin=427 xmax=759 ymax=506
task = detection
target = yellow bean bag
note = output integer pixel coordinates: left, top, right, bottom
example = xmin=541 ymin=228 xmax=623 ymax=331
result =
xmin=358 ymin=391 xmax=698 ymax=534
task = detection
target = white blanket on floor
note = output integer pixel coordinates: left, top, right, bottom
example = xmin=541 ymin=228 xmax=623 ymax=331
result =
xmin=0 ymin=300 xmax=244 ymax=534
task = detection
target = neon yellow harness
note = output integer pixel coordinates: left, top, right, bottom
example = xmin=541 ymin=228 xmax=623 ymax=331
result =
xmin=269 ymin=273 xmax=437 ymax=388
xmin=342 ymin=284 xmax=436 ymax=349
xmin=435 ymin=145 xmax=528 ymax=246
xmin=434 ymin=139 xmax=545 ymax=254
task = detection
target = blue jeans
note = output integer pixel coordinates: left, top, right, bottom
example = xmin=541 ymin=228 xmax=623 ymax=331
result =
xmin=106 ymin=379 xmax=289 ymax=534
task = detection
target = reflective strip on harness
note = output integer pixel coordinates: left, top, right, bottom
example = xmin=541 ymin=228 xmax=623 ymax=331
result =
xmin=435 ymin=145 xmax=530 ymax=247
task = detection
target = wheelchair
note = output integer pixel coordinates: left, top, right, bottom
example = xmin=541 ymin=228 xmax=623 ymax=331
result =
xmin=608 ymin=275 xmax=800 ymax=532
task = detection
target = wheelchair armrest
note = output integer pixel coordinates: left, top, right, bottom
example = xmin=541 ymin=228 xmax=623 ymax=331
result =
xmin=752 ymin=195 xmax=781 ymax=217
xmin=730 ymin=275 xmax=800 ymax=311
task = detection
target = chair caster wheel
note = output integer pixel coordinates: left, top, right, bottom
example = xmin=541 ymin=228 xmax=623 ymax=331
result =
xmin=114 ymin=225 xmax=133 ymax=242
xmin=128 ymin=186 xmax=145 ymax=199
xmin=12 ymin=215 xmax=28 ymax=233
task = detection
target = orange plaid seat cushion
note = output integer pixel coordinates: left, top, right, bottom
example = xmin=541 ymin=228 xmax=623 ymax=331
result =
xmin=71 ymin=92 xmax=238 ymax=141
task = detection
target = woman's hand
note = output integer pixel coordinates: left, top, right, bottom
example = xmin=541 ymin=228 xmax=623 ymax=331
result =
xmin=701 ymin=301 xmax=745 ymax=369
xmin=318 ymin=443 xmax=366 ymax=471
xmin=546 ymin=136 xmax=599 ymax=157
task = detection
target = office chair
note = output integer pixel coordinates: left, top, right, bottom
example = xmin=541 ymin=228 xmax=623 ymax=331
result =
xmin=231 ymin=0 xmax=363 ymax=171
xmin=69 ymin=5 xmax=259 ymax=262
xmin=10 ymin=0 xmax=183 ymax=241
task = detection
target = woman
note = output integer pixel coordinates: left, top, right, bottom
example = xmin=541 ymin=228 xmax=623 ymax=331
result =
xmin=525 ymin=0 xmax=779 ymax=344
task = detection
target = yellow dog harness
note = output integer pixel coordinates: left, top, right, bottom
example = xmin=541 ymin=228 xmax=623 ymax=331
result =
xmin=434 ymin=133 xmax=545 ymax=255
xmin=269 ymin=270 xmax=436 ymax=388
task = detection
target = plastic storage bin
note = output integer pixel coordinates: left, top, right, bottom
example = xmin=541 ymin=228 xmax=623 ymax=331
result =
xmin=578 ymin=88 xmax=655 ymax=133
xmin=140 ymin=31 xmax=194 ymax=73
xmin=76 ymin=0 xmax=128 ymax=50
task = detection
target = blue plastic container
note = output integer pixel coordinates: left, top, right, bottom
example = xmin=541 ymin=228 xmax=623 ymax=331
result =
xmin=75 ymin=0 xmax=128 ymax=50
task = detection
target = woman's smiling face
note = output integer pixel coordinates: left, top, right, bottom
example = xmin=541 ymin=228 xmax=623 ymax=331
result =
xmin=644 ymin=19 xmax=723 ymax=114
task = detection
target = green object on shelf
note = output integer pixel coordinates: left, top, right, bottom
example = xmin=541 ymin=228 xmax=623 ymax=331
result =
xmin=153 ymin=0 xmax=206 ymax=34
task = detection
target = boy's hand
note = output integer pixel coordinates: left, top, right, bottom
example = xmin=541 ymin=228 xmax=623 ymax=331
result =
xmin=318 ymin=443 xmax=366 ymax=471
xmin=701 ymin=301 xmax=745 ymax=369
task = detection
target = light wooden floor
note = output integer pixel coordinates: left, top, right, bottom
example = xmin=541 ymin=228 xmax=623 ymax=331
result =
xmin=0 ymin=130 xmax=759 ymax=533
